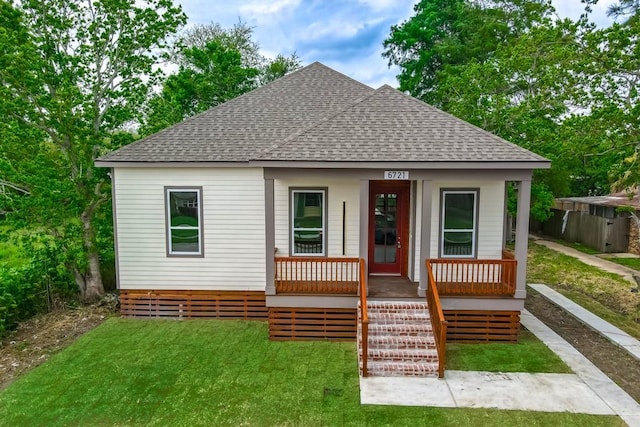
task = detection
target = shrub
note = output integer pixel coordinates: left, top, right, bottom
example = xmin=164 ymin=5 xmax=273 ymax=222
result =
xmin=0 ymin=234 xmax=77 ymax=336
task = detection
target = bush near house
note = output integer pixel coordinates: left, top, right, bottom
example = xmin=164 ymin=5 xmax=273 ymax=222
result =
xmin=0 ymin=233 xmax=76 ymax=336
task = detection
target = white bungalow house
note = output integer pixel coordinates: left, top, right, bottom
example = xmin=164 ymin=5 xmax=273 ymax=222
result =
xmin=96 ymin=62 xmax=549 ymax=377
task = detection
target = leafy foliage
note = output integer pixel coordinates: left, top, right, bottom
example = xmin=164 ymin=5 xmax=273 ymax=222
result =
xmin=0 ymin=0 xmax=186 ymax=300
xmin=384 ymin=0 xmax=640 ymax=220
xmin=142 ymin=23 xmax=301 ymax=135
xmin=142 ymin=40 xmax=260 ymax=135
xmin=0 ymin=233 xmax=77 ymax=336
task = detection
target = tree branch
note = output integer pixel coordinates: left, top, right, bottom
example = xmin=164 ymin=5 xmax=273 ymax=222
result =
xmin=0 ymin=179 xmax=31 ymax=195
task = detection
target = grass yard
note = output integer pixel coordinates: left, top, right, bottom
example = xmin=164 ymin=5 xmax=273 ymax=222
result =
xmin=528 ymin=241 xmax=640 ymax=338
xmin=0 ymin=318 xmax=622 ymax=427
xmin=447 ymin=330 xmax=570 ymax=373
xmin=605 ymin=256 xmax=640 ymax=272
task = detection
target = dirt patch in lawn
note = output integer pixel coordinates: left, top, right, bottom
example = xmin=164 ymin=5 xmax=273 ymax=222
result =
xmin=0 ymin=302 xmax=116 ymax=391
xmin=526 ymin=292 xmax=640 ymax=402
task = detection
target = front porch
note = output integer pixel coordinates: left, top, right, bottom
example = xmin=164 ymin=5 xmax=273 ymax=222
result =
xmin=268 ymin=255 xmax=520 ymax=377
xmin=271 ymin=255 xmax=517 ymax=299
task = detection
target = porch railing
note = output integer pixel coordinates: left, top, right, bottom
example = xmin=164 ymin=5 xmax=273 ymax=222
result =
xmin=426 ymin=258 xmax=517 ymax=297
xmin=425 ymin=261 xmax=447 ymax=378
xmin=274 ymin=257 xmax=360 ymax=294
xmin=359 ymin=259 xmax=369 ymax=377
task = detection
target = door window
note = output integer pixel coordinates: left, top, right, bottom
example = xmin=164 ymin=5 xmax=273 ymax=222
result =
xmin=374 ymin=193 xmax=397 ymax=264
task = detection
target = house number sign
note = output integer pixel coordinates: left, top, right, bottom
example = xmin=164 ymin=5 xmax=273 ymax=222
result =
xmin=384 ymin=170 xmax=409 ymax=180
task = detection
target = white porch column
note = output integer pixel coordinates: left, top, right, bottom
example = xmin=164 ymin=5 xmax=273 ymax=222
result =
xmin=418 ymin=180 xmax=433 ymax=297
xmin=359 ymin=180 xmax=369 ymax=295
xmin=265 ymin=178 xmax=275 ymax=295
xmin=514 ymin=177 xmax=532 ymax=298
xmin=503 ymin=181 xmax=510 ymax=247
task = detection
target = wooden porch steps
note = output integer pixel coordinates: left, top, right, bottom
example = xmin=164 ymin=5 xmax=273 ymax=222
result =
xmin=357 ymin=301 xmax=439 ymax=377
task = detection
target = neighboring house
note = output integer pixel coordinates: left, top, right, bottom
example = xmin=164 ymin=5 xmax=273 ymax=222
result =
xmin=540 ymin=193 xmax=640 ymax=254
xmin=96 ymin=63 xmax=549 ymax=376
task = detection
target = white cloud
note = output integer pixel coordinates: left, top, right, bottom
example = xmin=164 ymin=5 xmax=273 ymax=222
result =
xmin=239 ymin=0 xmax=300 ymax=17
xmin=176 ymin=0 xmax=620 ymax=89
xmin=552 ymin=0 xmax=616 ymax=27
xmin=357 ymin=0 xmax=401 ymax=11
xmin=302 ymin=18 xmax=384 ymax=41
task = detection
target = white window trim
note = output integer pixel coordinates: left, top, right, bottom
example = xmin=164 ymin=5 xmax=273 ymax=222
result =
xmin=290 ymin=189 xmax=327 ymax=257
xmin=165 ymin=187 xmax=203 ymax=257
xmin=440 ymin=189 xmax=478 ymax=259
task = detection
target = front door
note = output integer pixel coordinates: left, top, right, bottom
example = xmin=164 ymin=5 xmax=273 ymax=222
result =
xmin=369 ymin=181 xmax=410 ymax=275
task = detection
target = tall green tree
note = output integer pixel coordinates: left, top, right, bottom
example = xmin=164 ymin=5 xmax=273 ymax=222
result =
xmin=143 ymin=22 xmax=301 ymax=135
xmin=142 ymin=40 xmax=260 ymax=135
xmin=0 ymin=0 xmax=186 ymax=300
xmin=383 ymin=0 xmax=553 ymax=106
xmin=383 ymin=0 xmax=563 ymax=220
xmin=383 ymin=0 xmax=640 ymax=219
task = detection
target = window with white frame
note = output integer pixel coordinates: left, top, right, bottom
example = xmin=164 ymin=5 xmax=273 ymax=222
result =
xmin=440 ymin=190 xmax=478 ymax=258
xmin=291 ymin=189 xmax=326 ymax=256
xmin=165 ymin=187 xmax=203 ymax=256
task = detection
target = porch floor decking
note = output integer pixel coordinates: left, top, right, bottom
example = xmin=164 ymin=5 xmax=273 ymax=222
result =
xmin=368 ymin=276 xmax=420 ymax=299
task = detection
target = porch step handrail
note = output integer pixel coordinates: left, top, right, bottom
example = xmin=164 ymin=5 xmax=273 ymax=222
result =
xmin=427 ymin=258 xmax=517 ymax=296
xmin=359 ymin=258 xmax=369 ymax=377
xmin=425 ymin=260 xmax=448 ymax=378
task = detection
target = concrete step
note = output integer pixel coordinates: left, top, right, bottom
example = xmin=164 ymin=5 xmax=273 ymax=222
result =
xmin=359 ymin=301 xmax=431 ymax=323
xmin=363 ymin=301 xmax=428 ymax=311
xmin=359 ymin=347 xmax=439 ymax=363
xmin=360 ymin=333 xmax=437 ymax=350
xmin=366 ymin=310 xmax=430 ymax=324
xmin=363 ymin=360 xmax=440 ymax=377
xmin=359 ymin=322 xmax=433 ymax=336
xmin=357 ymin=300 xmax=440 ymax=377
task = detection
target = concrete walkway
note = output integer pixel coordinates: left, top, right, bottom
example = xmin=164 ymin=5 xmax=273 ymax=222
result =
xmin=522 ymin=310 xmax=640 ymax=426
xmin=532 ymin=237 xmax=638 ymax=284
xmin=530 ymin=283 xmax=640 ymax=361
xmin=360 ymin=238 xmax=640 ymax=424
xmin=360 ymin=307 xmax=640 ymax=425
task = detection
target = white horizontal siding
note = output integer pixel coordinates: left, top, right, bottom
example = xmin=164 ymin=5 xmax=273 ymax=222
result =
xmin=274 ymin=178 xmax=360 ymax=257
xmin=413 ymin=180 xmax=505 ymax=282
xmin=113 ymin=167 xmax=266 ymax=290
xmin=430 ymin=180 xmax=505 ymax=259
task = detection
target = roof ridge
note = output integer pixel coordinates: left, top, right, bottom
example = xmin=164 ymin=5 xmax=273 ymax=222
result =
xmin=99 ymin=62 xmax=371 ymax=161
xmin=310 ymin=62 xmax=374 ymax=91
xmin=382 ymin=86 xmax=548 ymax=161
xmin=253 ymin=84 xmax=380 ymax=160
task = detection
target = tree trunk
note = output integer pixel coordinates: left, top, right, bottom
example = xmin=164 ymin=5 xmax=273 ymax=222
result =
xmin=82 ymin=246 xmax=104 ymax=302
xmin=76 ymin=208 xmax=105 ymax=302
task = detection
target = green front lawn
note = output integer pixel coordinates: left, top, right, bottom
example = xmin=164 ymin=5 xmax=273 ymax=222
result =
xmin=0 ymin=318 xmax=621 ymax=426
xmin=528 ymin=242 xmax=640 ymax=338
xmin=605 ymin=256 xmax=640 ymax=272
xmin=447 ymin=330 xmax=571 ymax=373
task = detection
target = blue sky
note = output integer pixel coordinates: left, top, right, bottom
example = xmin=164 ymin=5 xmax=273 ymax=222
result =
xmin=177 ymin=0 xmax=617 ymax=88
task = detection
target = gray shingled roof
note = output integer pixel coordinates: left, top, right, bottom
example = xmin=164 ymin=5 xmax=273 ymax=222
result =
xmin=98 ymin=62 xmax=548 ymax=165
xmin=99 ymin=62 xmax=373 ymax=162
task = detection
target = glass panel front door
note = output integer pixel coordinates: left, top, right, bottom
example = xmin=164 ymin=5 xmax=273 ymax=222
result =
xmin=369 ymin=181 xmax=409 ymax=275
xmin=374 ymin=193 xmax=398 ymax=264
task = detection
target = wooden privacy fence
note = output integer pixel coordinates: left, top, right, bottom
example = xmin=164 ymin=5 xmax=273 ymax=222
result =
xmin=426 ymin=258 xmax=517 ymax=297
xmin=425 ymin=261 xmax=447 ymax=378
xmin=275 ymin=257 xmax=361 ymax=294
